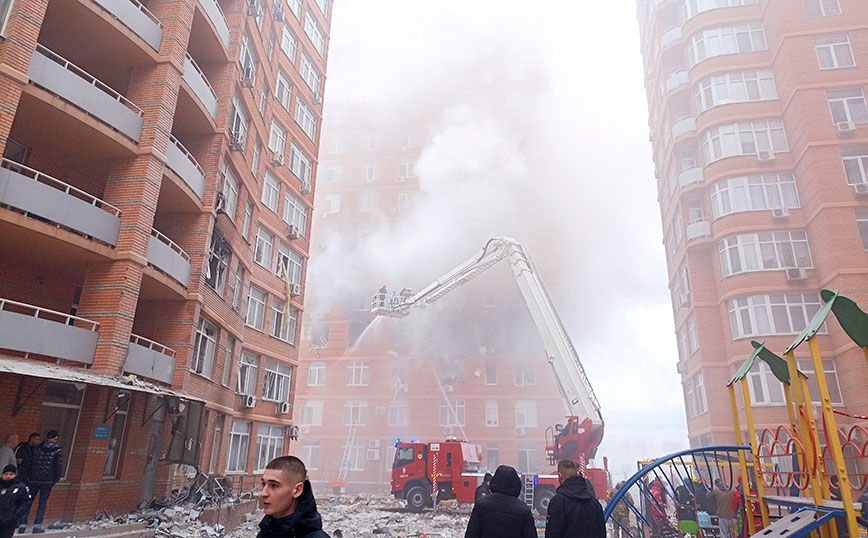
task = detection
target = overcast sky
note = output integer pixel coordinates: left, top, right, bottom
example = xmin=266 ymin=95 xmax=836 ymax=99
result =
xmin=316 ymin=0 xmax=688 ymax=479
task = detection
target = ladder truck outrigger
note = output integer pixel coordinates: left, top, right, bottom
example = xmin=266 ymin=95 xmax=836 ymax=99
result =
xmin=371 ymin=237 xmax=609 ymax=513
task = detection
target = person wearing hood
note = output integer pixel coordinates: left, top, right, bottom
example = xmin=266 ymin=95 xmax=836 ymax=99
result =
xmin=0 ymin=465 xmax=30 ymax=538
xmin=545 ymin=460 xmax=605 ymax=538
xmin=475 ymin=473 xmax=493 ymax=502
xmin=464 ymin=465 xmax=536 ymax=538
xmin=28 ymin=431 xmax=63 ymax=534
xmin=257 ymin=456 xmax=329 ymax=538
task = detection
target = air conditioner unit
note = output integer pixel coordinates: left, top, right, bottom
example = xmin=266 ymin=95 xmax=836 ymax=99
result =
xmin=401 ymin=386 xmax=409 ymax=393
xmin=837 ymin=121 xmax=856 ymax=133
xmin=313 ymin=92 xmax=322 ymax=105
xmin=395 ymin=176 xmax=406 ymax=183
xmin=272 ymin=4 xmax=284 ymax=21
xmin=271 ymin=152 xmax=285 ymax=166
xmin=444 ymin=384 xmax=454 ymax=392
xmin=242 ymin=394 xmax=257 ymax=408
xmin=367 ymin=449 xmax=380 ymax=461
xmin=299 ymin=425 xmax=311 ymax=434
xmin=241 ymin=67 xmax=255 ymax=87
xmin=278 ymin=401 xmax=290 ymax=414
xmin=854 ymin=183 xmax=868 ymax=195
xmin=229 ymin=131 xmax=245 ymax=150
xmin=444 ymin=426 xmax=455 ymax=435
xmin=289 ymin=424 xmax=299 ymax=439
xmin=785 ymin=267 xmax=807 ymax=281
xmin=771 ymin=208 xmax=790 ymax=218
xmin=486 ymin=419 xmax=498 ymax=426
xmin=286 ymin=223 xmax=300 ymax=239
xmin=478 ymin=346 xmax=488 ymax=355
xmin=757 ymin=150 xmax=775 ymax=162
xmin=375 ymin=406 xmax=386 ymax=416
xmin=291 ymin=283 xmax=302 ymax=296
xmin=369 ymin=439 xmax=381 ymax=449
xmin=515 ymin=427 xmax=527 ymax=436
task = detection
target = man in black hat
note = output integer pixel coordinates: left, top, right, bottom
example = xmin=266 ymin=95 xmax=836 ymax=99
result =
xmin=27 ymin=432 xmax=62 ymax=534
xmin=0 ymin=465 xmax=30 ymax=538
xmin=475 ymin=473 xmax=493 ymax=502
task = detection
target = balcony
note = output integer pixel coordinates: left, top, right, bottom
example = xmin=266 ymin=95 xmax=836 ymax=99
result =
xmin=660 ymin=27 xmax=683 ymax=49
xmin=672 ymin=116 xmax=697 ymax=139
xmin=182 ymin=54 xmax=218 ymax=121
xmin=686 ymin=218 xmax=711 ymax=241
xmin=91 ymin=0 xmax=162 ymax=51
xmin=166 ymin=136 xmax=205 ymax=200
xmin=197 ymin=0 xmax=230 ymax=50
xmin=0 ymin=298 xmax=99 ymax=365
xmin=28 ymin=45 xmax=144 ymax=142
xmin=665 ymin=70 xmax=689 ymax=92
xmin=147 ymin=229 xmax=191 ymax=287
xmin=0 ymin=159 xmax=121 ymax=246
xmin=678 ymin=166 xmax=704 ymax=188
xmin=124 ymin=334 xmax=175 ymax=384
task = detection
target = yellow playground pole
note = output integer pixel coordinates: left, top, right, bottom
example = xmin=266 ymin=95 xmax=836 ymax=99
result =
xmin=798 ymin=375 xmax=838 ymax=538
xmin=729 ymin=384 xmax=757 ymax=531
xmin=739 ymin=378 xmax=770 ymax=530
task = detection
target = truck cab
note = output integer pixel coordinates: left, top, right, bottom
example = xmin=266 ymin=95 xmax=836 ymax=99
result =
xmin=391 ymin=440 xmax=484 ymax=511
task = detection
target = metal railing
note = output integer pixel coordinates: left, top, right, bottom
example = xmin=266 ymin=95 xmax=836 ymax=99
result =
xmin=184 ymin=53 xmax=218 ymax=103
xmin=130 ymin=333 xmax=176 ymax=357
xmin=34 ymin=44 xmax=143 ymax=117
xmin=168 ymin=135 xmax=206 ymax=178
xmin=128 ymin=0 xmax=163 ymax=27
xmin=0 ymin=298 xmax=100 ymax=331
xmin=150 ymin=228 xmax=191 ymax=261
xmin=1 ymin=159 xmax=121 ymax=217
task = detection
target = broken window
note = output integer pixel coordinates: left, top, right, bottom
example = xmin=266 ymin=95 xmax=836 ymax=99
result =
xmin=237 ymin=352 xmax=259 ymax=395
xmin=263 ymin=359 xmax=292 ymax=402
xmin=226 ymin=420 xmax=250 ymax=472
xmin=205 ymin=232 xmax=231 ymax=295
xmin=192 ymin=317 xmax=218 ymax=378
xmin=103 ymin=392 xmax=130 ymax=478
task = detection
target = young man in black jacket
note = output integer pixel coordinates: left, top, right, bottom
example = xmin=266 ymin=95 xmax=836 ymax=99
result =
xmin=257 ymin=456 xmax=330 ymax=538
xmin=29 ymin=431 xmax=63 ymax=534
xmin=464 ymin=465 xmax=536 ymax=538
xmin=545 ymin=460 xmax=606 ymax=538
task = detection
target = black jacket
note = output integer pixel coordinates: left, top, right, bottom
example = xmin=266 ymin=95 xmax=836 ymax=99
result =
xmin=464 ymin=466 xmax=536 ymax=538
xmin=14 ymin=444 xmax=35 ymax=483
xmin=475 ymin=483 xmax=492 ymax=502
xmin=32 ymin=441 xmax=63 ymax=484
xmin=0 ymin=478 xmax=30 ymax=526
xmin=257 ymin=481 xmax=330 ymax=538
xmin=545 ymin=476 xmax=606 ymax=538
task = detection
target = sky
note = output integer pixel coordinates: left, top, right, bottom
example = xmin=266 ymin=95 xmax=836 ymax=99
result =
xmin=312 ymin=0 xmax=689 ymax=480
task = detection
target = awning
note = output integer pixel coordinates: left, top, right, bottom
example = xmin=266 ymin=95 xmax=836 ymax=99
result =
xmin=0 ymin=357 xmax=203 ymax=403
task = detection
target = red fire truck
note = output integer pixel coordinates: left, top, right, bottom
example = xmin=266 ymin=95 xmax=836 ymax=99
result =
xmin=374 ymin=238 xmax=610 ymax=513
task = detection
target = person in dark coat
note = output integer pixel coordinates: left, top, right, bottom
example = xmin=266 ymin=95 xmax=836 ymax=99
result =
xmin=14 ymin=434 xmax=40 ymax=485
xmin=475 ymin=473 xmax=493 ymax=502
xmin=545 ymin=460 xmax=605 ymax=538
xmin=257 ymin=455 xmax=329 ymax=538
xmin=464 ymin=465 xmax=536 ymax=538
xmin=28 ymin=431 xmax=63 ymax=534
xmin=0 ymin=465 xmax=30 ymax=538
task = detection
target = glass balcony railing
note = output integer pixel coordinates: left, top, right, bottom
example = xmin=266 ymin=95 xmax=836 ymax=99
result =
xmin=92 ymin=0 xmax=163 ymax=51
xmin=166 ymin=135 xmax=206 ymax=200
xmin=125 ymin=333 xmax=176 ymax=384
xmin=183 ymin=54 xmax=218 ymax=121
xmin=0 ymin=298 xmax=99 ymax=364
xmin=147 ymin=228 xmax=191 ymax=287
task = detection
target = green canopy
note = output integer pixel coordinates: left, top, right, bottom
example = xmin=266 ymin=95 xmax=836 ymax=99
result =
xmin=785 ymin=290 xmax=838 ymax=355
xmin=728 ymin=340 xmax=798 ymax=387
xmin=821 ymin=289 xmax=868 ymax=347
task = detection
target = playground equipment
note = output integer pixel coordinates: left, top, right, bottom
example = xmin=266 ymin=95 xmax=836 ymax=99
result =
xmin=605 ymin=289 xmax=867 ymax=538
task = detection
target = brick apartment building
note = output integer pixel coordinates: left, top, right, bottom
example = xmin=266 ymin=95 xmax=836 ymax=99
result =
xmin=290 ymin=103 xmax=570 ymax=492
xmin=0 ymin=0 xmax=331 ymax=521
xmin=637 ymin=0 xmax=868 ymax=446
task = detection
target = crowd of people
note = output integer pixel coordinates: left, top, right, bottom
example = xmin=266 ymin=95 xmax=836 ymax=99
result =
xmin=0 ymin=431 xmax=64 ymax=538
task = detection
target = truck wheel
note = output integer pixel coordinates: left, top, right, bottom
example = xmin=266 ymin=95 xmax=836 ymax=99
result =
xmin=406 ymin=485 xmax=429 ymax=512
xmin=534 ymin=489 xmax=555 ymax=515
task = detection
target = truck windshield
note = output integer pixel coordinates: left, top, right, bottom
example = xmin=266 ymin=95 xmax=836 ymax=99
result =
xmin=394 ymin=447 xmax=414 ymax=468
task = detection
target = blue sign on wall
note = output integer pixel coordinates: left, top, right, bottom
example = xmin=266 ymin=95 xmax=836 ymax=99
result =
xmin=93 ymin=425 xmax=111 ymax=440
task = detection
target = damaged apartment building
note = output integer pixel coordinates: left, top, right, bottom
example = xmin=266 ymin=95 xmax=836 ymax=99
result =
xmin=0 ymin=0 xmax=331 ymax=521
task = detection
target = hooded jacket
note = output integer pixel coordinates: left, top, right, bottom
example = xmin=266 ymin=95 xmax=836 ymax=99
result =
xmin=0 ymin=476 xmax=30 ymax=526
xmin=545 ymin=476 xmax=606 ymax=538
xmin=32 ymin=441 xmax=63 ymax=484
xmin=257 ymin=481 xmax=330 ymax=538
xmin=464 ymin=466 xmax=536 ymax=538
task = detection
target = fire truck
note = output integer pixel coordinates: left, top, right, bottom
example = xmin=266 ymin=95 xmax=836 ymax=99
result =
xmin=372 ymin=237 xmax=609 ymax=513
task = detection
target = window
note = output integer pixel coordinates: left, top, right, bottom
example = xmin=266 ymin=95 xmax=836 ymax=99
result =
xmin=192 ymin=317 xmax=218 ymax=377
xmin=325 ymin=165 xmax=343 ymax=183
xmin=671 ymin=264 xmax=691 ymax=311
xmin=0 ymin=0 xmax=14 ymax=35
xmin=484 ymin=358 xmax=497 ymax=385
xmin=702 ymin=120 xmax=788 ymax=163
xmin=486 ymin=446 xmax=499 ymax=469
xmin=340 ymin=442 xmax=364 ymax=471
xmin=206 ymin=233 xmax=230 ymax=294
xmin=304 ymin=13 xmax=325 ymax=56
xmin=677 ymin=313 xmax=699 ymax=361
xmin=346 ymin=361 xmax=369 ymax=385
xmin=209 ymin=414 xmax=223 ymax=474
xmin=842 ymin=147 xmax=868 ymax=186
xmin=682 ymin=0 xmax=757 ymax=20
xmin=237 ymin=352 xmax=259 ymax=395
xmin=226 ymin=420 xmax=250 ymax=473
xmin=856 ymin=209 xmax=868 ymax=249
xmin=283 ymin=192 xmax=308 ymax=234
xmin=343 ymin=400 xmax=367 ymax=425
xmin=232 ymin=265 xmax=245 ymax=311
xmin=295 ymin=98 xmax=317 ymax=140
xmin=103 ymin=392 xmax=130 ymax=478
xmin=38 ymin=382 xmax=84 ymax=479
xmin=301 ymin=400 xmax=323 ymax=425
xmin=254 ymin=226 xmax=274 ymax=267
xmin=365 ymin=164 xmax=380 ymax=181
xmin=366 ymin=134 xmax=381 ymax=152
xmin=301 ymin=443 xmax=320 ymax=470
xmin=397 ymin=193 xmax=413 ymax=213
xmin=263 ymin=359 xmax=292 ymax=402
xmin=239 ymin=34 xmax=258 ymax=85
xmin=359 ymin=192 xmax=377 ymax=212
xmin=287 ymin=0 xmax=300 ymax=18
xmin=694 ymin=70 xmax=777 ymax=112
xmin=827 ymin=89 xmax=868 ymax=125
xmin=275 ymin=71 xmax=292 ymax=110
xmin=276 ymin=243 xmax=304 ymax=284
xmin=388 ymin=403 xmax=409 ymax=426
xmin=439 ymin=400 xmax=466 ymax=428
xmin=728 ymin=293 xmax=825 ymax=339
xmin=514 ymin=367 xmax=535 ymax=386
xmin=688 ymin=23 xmax=767 ymax=67
xmin=310 ymin=323 xmax=329 ymax=349
xmin=268 ymin=121 xmax=287 ymax=159
xmin=230 ymin=95 xmax=248 ymax=144
xmin=266 ymin=32 xmax=275 ymax=61
xmin=719 ymin=231 xmax=813 ymax=276
xmin=255 ymin=424 xmax=285 ymax=471
xmin=314 ymin=0 xmax=328 ymax=17
xmin=262 ymin=173 xmax=281 ymax=214
xmin=322 ymin=194 xmax=341 ymax=214
xmin=517 ymin=447 xmax=540 ymax=474
xmin=259 ymin=85 xmax=268 ymax=117
xmin=308 ymin=361 xmax=326 ymax=386
xmin=329 ymin=136 xmax=346 ymax=154
xmin=694 ymin=374 xmax=707 ymax=414
xmin=270 ymin=300 xmax=297 ymax=344
xmin=805 ymin=0 xmax=841 ymax=16
xmin=399 ymin=162 xmax=415 ymax=178
xmin=710 ymin=173 xmax=800 ymax=218
xmin=246 ymin=286 xmax=267 ymax=330
xmin=797 ymin=359 xmax=844 ymax=405
xmin=747 ymin=361 xmax=785 ymax=405
xmin=252 ymin=142 xmax=261 ymax=176
xmin=515 ymin=400 xmax=538 ymax=428
xmin=281 ymin=26 xmax=297 ymax=62
xmin=485 ymin=400 xmax=499 ymax=427
xmin=222 ymin=336 xmax=234 ymax=386
xmin=815 ymin=34 xmax=855 ymax=69
xmin=242 ymin=201 xmax=252 ymax=240
xmin=221 ymin=165 xmax=239 ymax=219
xmin=684 ymin=377 xmax=695 ymax=418
xmin=289 ymin=143 xmax=312 ymax=186
xmin=299 ymin=53 xmax=322 ymax=94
